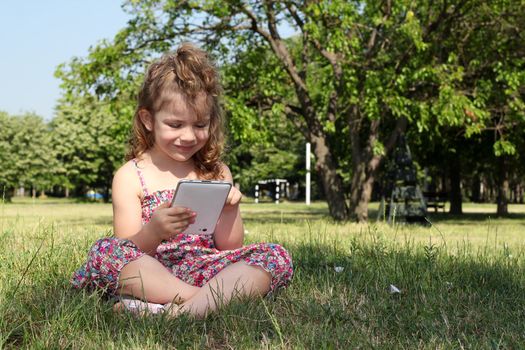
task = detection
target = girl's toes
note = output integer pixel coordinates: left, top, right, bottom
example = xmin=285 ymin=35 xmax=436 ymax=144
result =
xmin=113 ymin=301 xmax=126 ymax=313
xmin=164 ymin=303 xmax=184 ymax=318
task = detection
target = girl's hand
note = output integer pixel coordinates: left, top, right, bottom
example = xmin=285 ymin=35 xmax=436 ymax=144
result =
xmin=225 ymin=186 xmax=243 ymax=207
xmin=147 ymin=202 xmax=196 ymax=241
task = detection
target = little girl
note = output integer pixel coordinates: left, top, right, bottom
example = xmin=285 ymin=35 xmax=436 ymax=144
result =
xmin=71 ymin=43 xmax=293 ymax=317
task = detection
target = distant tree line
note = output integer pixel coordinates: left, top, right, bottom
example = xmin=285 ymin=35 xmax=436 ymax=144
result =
xmin=1 ymin=0 xmax=523 ymax=222
xmin=0 ymin=106 xmax=305 ymax=202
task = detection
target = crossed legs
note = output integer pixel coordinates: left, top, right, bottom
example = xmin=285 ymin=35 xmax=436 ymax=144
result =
xmin=169 ymin=260 xmax=271 ymax=318
xmin=117 ymin=254 xmax=201 ymax=304
xmin=114 ymin=255 xmax=271 ymax=318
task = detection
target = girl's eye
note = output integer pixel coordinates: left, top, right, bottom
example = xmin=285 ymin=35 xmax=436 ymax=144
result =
xmin=169 ymin=124 xmax=182 ymax=128
xmin=195 ymin=123 xmax=209 ymax=129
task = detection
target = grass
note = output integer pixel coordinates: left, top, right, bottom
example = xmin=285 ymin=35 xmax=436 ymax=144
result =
xmin=1 ymin=198 xmax=525 ymax=348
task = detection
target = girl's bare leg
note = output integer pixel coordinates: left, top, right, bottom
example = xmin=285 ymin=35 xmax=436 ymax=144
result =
xmin=116 ymin=255 xmax=200 ymax=304
xmin=167 ymin=261 xmax=271 ymax=318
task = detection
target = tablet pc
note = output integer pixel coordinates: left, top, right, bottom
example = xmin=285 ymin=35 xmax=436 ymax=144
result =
xmin=170 ymin=179 xmax=232 ymax=235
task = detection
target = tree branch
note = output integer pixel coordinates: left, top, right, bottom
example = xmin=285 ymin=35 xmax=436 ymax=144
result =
xmin=364 ymin=0 xmax=392 ymax=58
xmin=284 ymin=1 xmax=304 ymax=29
xmin=233 ymin=2 xmax=324 ymax=132
xmin=264 ymin=0 xmax=281 ymax=40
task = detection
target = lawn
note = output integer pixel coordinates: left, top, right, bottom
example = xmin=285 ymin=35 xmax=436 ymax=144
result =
xmin=1 ymin=198 xmax=525 ymax=348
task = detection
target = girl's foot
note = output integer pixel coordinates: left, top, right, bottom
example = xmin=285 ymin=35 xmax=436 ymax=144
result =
xmin=113 ymin=297 xmax=165 ymax=316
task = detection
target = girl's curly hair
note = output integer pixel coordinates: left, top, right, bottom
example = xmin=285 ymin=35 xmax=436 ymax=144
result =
xmin=126 ymin=43 xmax=225 ymax=180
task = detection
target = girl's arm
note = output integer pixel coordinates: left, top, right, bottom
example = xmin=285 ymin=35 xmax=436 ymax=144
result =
xmin=213 ymin=165 xmax=244 ymax=250
xmin=112 ymin=162 xmax=194 ymax=255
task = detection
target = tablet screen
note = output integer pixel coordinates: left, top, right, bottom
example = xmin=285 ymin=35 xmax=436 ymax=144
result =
xmin=171 ymin=179 xmax=232 ymax=235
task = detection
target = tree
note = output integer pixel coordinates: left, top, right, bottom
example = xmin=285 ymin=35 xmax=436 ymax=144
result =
xmin=0 ymin=111 xmax=16 ymax=200
xmin=11 ymin=114 xmax=57 ymax=196
xmin=0 ymin=112 xmax=56 ymax=199
xmin=50 ymin=96 xmax=129 ymax=200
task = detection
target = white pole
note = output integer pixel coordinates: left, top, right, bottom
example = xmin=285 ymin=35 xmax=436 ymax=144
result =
xmin=306 ymin=142 xmax=311 ymax=205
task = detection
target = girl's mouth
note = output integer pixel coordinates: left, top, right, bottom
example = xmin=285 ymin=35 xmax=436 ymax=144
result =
xmin=175 ymin=145 xmax=195 ymax=152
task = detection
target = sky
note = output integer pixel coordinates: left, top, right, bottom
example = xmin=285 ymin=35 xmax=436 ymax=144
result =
xmin=0 ymin=1 xmax=130 ymax=120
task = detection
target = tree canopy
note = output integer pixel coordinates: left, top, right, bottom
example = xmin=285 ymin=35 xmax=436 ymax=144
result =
xmin=1 ymin=1 xmax=523 ymax=221
xmin=54 ymin=0 xmax=521 ymax=221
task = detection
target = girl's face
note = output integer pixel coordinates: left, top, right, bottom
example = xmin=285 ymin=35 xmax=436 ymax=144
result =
xmin=144 ymin=92 xmax=211 ymax=163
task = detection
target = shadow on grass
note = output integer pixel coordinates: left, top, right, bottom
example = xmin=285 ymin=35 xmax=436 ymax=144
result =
xmin=245 ymin=205 xmax=525 ymax=226
xmin=2 ymin=238 xmax=524 ymax=348
xmin=369 ymin=208 xmax=525 ymax=226
xmin=426 ymin=212 xmax=525 ymax=224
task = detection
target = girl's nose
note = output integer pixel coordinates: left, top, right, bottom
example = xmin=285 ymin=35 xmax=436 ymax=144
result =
xmin=180 ymin=126 xmax=196 ymax=142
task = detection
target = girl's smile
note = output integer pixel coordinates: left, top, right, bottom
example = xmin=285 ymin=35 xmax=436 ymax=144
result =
xmin=173 ymin=144 xmax=197 ymax=153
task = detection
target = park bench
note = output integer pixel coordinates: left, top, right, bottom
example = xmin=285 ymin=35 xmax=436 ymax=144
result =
xmin=423 ymin=191 xmax=448 ymax=212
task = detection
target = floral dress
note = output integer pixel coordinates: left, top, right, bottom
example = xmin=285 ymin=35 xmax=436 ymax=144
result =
xmin=71 ymin=161 xmax=293 ymax=297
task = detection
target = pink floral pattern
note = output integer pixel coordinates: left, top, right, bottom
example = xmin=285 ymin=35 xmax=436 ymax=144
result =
xmin=71 ymin=188 xmax=293 ymax=296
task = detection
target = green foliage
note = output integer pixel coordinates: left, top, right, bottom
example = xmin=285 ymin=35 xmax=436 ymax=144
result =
xmin=12 ymin=0 xmax=520 ymax=217
xmin=220 ymin=40 xmax=306 ymax=192
xmin=10 ymin=114 xmax=57 ymax=191
xmin=407 ymin=0 xmax=525 ymax=210
xmin=0 ymin=111 xmax=16 ymax=197
xmin=0 ymin=112 xmax=56 ymax=198
xmin=50 ymin=96 xmax=129 ymax=196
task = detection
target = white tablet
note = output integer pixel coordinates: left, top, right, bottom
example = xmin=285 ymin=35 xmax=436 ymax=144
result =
xmin=170 ymin=179 xmax=232 ymax=235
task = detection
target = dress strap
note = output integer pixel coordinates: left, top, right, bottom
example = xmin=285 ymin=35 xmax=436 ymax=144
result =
xmin=132 ymin=159 xmax=150 ymax=197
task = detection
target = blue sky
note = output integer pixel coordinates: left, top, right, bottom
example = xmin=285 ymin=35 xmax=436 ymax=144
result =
xmin=0 ymin=1 xmax=130 ymax=120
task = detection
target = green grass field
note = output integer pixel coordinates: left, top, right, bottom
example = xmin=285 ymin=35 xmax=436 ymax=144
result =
xmin=1 ymin=198 xmax=525 ymax=348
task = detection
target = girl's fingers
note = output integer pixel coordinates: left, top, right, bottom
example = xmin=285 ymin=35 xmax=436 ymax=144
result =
xmin=165 ymin=207 xmax=196 ymax=221
xmin=171 ymin=217 xmax=195 ymax=233
xmin=234 ymin=191 xmax=242 ymax=204
xmin=226 ymin=188 xmax=242 ymax=205
xmin=155 ymin=202 xmax=171 ymax=212
xmin=167 ymin=206 xmax=191 ymax=215
xmin=168 ymin=214 xmax=195 ymax=227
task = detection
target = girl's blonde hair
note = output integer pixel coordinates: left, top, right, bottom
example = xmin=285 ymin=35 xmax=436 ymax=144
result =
xmin=126 ymin=43 xmax=225 ymax=179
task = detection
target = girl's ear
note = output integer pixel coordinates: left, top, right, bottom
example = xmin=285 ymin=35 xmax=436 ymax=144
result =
xmin=138 ymin=109 xmax=153 ymax=131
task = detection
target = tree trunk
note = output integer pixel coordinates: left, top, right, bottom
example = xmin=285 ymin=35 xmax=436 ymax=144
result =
xmin=471 ymin=174 xmax=480 ymax=202
xmin=311 ymin=134 xmax=348 ymax=220
xmin=348 ymin=116 xmax=407 ymax=222
xmin=449 ymin=155 xmax=462 ymax=214
xmin=496 ymin=156 xmax=509 ymax=215
xmin=349 ymin=161 xmax=377 ymax=222
xmin=1 ymin=186 xmax=14 ymax=202
xmin=104 ymin=185 xmax=111 ymax=203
